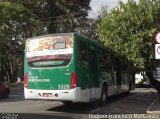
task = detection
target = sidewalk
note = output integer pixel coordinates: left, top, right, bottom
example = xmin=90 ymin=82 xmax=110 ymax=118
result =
xmin=146 ymin=94 xmax=160 ymax=114
xmin=7 ymin=82 xmax=23 ymax=87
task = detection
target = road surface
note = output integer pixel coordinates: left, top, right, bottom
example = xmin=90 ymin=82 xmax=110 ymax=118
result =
xmin=0 ymin=84 xmax=158 ymax=119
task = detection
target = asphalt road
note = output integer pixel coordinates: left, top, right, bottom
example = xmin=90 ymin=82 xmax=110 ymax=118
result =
xmin=0 ymin=84 xmax=158 ymax=119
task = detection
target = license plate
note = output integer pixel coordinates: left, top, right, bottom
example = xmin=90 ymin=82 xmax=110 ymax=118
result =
xmin=43 ymin=93 xmax=53 ymax=97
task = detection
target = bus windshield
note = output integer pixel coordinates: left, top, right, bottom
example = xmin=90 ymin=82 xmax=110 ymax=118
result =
xmin=26 ymin=35 xmax=73 ymax=67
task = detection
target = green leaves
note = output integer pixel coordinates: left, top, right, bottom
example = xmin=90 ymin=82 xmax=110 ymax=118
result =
xmin=0 ymin=2 xmax=25 ymax=22
xmin=0 ymin=1 xmax=33 ymax=82
xmin=97 ymin=0 xmax=160 ymax=71
xmin=0 ymin=0 xmax=91 ymax=82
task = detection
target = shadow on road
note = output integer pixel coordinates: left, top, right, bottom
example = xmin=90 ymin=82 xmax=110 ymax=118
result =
xmin=47 ymin=88 xmax=158 ymax=114
xmin=1 ymin=113 xmax=74 ymax=119
xmin=46 ymin=93 xmax=133 ymax=114
xmin=47 ymin=102 xmax=99 ymax=114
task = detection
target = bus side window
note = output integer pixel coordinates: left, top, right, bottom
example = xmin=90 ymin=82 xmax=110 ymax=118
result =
xmin=79 ymin=41 xmax=88 ymax=66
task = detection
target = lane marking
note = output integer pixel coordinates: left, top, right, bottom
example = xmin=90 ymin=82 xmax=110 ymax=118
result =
xmin=112 ymin=104 xmax=129 ymax=113
xmin=130 ymin=98 xmax=154 ymax=101
xmin=146 ymin=96 xmax=160 ymax=114
xmin=90 ymin=108 xmax=101 ymax=113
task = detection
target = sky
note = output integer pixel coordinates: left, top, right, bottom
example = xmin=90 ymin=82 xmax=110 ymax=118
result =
xmin=89 ymin=0 xmax=137 ymax=18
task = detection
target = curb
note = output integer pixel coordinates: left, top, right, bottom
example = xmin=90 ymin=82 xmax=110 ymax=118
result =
xmin=146 ymin=96 xmax=160 ymax=114
xmin=8 ymin=82 xmax=23 ymax=86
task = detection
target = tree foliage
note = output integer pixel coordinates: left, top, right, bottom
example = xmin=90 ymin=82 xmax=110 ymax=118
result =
xmin=9 ymin=0 xmax=91 ymax=34
xmin=0 ymin=2 xmax=31 ymax=83
xmin=97 ymin=0 xmax=160 ymax=93
xmin=0 ymin=0 xmax=91 ymax=83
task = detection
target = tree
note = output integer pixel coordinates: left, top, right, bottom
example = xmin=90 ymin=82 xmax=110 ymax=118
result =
xmin=0 ymin=0 xmax=91 ymax=83
xmin=0 ymin=1 xmax=35 ymax=83
xmin=9 ymin=0 xmax=91 ymax=34
xmin=97 ymin=0 xmax=160 ymax=94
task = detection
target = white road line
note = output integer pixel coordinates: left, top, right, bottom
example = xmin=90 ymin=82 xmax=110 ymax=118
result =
xmin=132 ymin=98 xmax=153 ymax=101
xmin=90 ymin=108 xmax=101 ymax=113
xmin=146 ymin=96 xmax=160 ymax=114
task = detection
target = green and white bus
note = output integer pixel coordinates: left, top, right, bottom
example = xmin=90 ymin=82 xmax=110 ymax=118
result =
xmin=24 ymin=33 xmax=135 ymax=104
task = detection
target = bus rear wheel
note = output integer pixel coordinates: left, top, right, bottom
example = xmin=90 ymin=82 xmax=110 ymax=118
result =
xmin=100 ymin=85 xmax=108 ymax=106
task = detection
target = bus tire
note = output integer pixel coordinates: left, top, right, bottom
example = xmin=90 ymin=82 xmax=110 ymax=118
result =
xmin=100 ymin=84 xmax=108 ymax=106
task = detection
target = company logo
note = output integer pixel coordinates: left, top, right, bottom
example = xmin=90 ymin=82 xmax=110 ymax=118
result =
xmin=28 ymin=69 xmax=32 ymax=76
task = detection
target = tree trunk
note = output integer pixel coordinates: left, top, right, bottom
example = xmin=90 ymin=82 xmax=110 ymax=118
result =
xmin=0 ymin=63 xmax=5 ymax=83
xmin=4 ymin=53 xmax=14 ymax=83
xmin=47 ymin=0 xmax=59 ymax=34
xmin=0 ymin=47 xmax=5 ymax=83
xmin=146 ymin=71 xmax=160 ymax=95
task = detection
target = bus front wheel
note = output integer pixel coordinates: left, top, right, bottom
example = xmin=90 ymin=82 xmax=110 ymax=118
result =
xmin=100 ymin=85 xmax=108 ymax=106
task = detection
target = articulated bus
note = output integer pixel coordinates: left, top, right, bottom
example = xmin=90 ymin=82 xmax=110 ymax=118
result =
xmin=24 ymin=33 xmax=135 ymax=105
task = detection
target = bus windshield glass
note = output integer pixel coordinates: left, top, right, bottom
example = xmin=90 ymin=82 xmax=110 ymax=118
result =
xmin=26 ymin=35 xmax=73 ymax=67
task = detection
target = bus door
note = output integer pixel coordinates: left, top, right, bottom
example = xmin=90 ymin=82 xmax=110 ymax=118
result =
xmin=88 ymin=49 xmax=98 ymax=99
